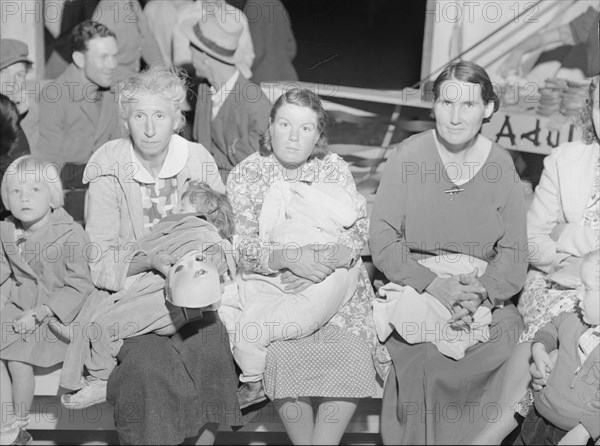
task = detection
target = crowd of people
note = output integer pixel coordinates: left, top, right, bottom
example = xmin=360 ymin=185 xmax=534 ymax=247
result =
xmin=0 ymin=1 xmax=598 ymax=445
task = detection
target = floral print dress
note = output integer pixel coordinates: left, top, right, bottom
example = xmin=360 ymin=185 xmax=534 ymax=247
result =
xmin=227 ymin=151 xmax=378 ymax=399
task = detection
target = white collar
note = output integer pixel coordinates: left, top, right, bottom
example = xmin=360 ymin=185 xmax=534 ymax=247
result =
xmin=129 ymin=134 xmax=189 ymax=183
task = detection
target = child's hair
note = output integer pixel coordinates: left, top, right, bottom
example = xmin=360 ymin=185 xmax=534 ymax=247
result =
xmin=182 ymin=181 xmax=235 ymax=240
xmin=0 ymin=155 xmax=64 ymax=211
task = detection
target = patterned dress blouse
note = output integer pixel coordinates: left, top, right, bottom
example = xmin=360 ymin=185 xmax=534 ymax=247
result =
xmin=228 ymin=151 xmax=377 ymax=345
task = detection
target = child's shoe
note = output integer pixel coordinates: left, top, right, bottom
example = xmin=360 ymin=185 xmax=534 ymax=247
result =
xmin=0 ymin=422 xmax=19 ymax=445
xmin=61 ymin=378 xmax=107 ymax=409
xmin=9 ymin=428 xmax=32 ymax=445
xmin=237 ymin=380 xmax=267 ymax=410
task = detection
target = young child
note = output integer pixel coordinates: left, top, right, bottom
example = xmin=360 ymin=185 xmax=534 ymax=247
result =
xmin=233 ymin=178 xmax=362 ymax=409
xmin=516 ymin=250 xmax=600 ymax=445
xmin=0 ymin=156 xmax=94 ymax=445
xmin=60 ymin=181 xmax=236 ymax=409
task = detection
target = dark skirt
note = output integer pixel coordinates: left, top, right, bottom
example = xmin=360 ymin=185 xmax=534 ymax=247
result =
xmin=107 ymin=311 xmax=244 ymax=445
xmin=381 ymin=304 xmax=524 ymax=445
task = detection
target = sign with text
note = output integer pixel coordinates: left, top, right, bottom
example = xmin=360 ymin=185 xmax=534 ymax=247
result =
xmin=482 ymin=111 xmax=580 ymax=156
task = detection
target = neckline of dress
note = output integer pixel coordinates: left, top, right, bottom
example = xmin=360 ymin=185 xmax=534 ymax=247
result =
xmin=432 ymin=130 xmax=493 ymax=187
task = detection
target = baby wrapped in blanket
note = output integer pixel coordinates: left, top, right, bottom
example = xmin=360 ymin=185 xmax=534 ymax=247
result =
xmin=233 ymin=179 xmax=362 ymax=403
xmin=373 ymin=255 xmax=493 ymax=360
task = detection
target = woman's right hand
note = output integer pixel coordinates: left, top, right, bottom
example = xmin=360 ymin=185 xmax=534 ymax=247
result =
xmin=271 ymin=244 xmax=335 ymax=283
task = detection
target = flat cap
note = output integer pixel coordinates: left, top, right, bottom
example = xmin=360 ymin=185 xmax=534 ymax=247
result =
xmin=0 ymin=39 xmax=32 ymax=71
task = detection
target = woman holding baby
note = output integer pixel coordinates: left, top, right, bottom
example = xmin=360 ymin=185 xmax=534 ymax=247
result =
xmin=369 ymin=61 xmax=528 ymax=444
xmin=61 ymin=66 xmax=243 ymax=445
xmin=226 ymin=88 xmax=378 ymax=445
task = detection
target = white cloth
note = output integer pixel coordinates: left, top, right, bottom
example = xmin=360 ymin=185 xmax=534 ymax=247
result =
xmin=527 ymin=141 xmax=600 ymax=273
xmin=373 ymin=255 xmax=492 ymax=360
xmin=229 ymin=179 xmax=361 ymax=381
xmin=259 ymin=180 xmax=358 ymax=247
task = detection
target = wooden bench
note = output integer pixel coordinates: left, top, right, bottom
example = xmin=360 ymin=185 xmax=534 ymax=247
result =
xmin=29 ymin=367 xmax=384 ymax=444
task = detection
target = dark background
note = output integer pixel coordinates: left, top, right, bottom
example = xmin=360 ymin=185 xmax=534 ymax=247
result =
xmin=280 ymin=0 xmax=429 ymax=146
xmin=282 ymin=0 xmax=426 ymax=89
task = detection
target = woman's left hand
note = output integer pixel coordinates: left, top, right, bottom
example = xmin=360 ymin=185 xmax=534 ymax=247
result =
xmin=280 ymin=270 xmax=314 ymax=293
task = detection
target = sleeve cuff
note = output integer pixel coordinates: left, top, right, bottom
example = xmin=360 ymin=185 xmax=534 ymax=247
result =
xmin=531 ymin=331 xmax=556 ymax=352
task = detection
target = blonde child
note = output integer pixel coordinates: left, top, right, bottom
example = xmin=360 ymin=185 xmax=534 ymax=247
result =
xmin=60 ymin=181 xmax=236 ymax=409
xmin=0 ymin=156 xmax=94 ymax=445
xmin=515 ymin=250 xmax=600 ymax=445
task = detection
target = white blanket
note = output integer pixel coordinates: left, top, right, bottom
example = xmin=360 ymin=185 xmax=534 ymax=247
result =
xmin=373 ymin=255 xmax=492 ymax=360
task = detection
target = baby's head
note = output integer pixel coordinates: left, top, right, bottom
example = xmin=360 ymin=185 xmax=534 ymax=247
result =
xmin=578 ymin=250 xmax=600 ymax=326
xmin=0 ymin=156 xmax=63 ymax=229
xmin=175 ymin=181 xmax=235 ymax=240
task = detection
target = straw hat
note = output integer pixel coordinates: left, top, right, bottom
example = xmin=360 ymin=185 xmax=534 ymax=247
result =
xmin=180 ymin=1 xmax=244 ymax=66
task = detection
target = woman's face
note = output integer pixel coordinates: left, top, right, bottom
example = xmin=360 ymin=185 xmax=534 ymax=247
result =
xmin=433 ymin=80 xmax=494 ymax=151
xmin=127 ymin=94 xmax=178 ymax=160
xmin=270 ymin=103 xmax=320 ymax=167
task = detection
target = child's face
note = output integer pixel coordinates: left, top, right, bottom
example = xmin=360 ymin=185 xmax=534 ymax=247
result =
xmin=578 ymin=259 xmax=600 ymax=326
xmin=6 ymin=175 xmax=53 ymax=230
xmin=174 ymin=196 xmax=197 ymax=214
xmin=166 ymin=250 xmax=222 ymax=308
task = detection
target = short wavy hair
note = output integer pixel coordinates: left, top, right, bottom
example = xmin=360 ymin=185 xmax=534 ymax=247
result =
xmin=433 ymin=60 xmax=500 ymax=123
xmin=71 ymin=20 xmax=116 ymax=53
xmin=1 ymin=155 xmax=64 ymax=211
xmin=577 ymin=75 xmax=599 ymax=145
xmin=260 ymin=87 xmax=329 ymax=160
xmin=118 ymin=65 xmax=188 ymax=137
xmin=182 ymin=181 xmax=235 ymax=240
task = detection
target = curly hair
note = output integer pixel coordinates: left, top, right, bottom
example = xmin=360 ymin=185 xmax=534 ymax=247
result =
xmin=182 ymin=181 xmax=235 ymax=240
xmin=118 ymin=65 xmax=189 ymax=137
xmin=71 ymin=20 xmax=116 ymax=53
xmin=576 ymin=76 xmax=599 ymax=145
xmin=260 ymin=87 xmax=329 ymax=160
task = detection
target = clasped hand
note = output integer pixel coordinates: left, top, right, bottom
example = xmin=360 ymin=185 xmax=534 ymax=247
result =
xmin=426 ymin=269 xmax=487 ymax=329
